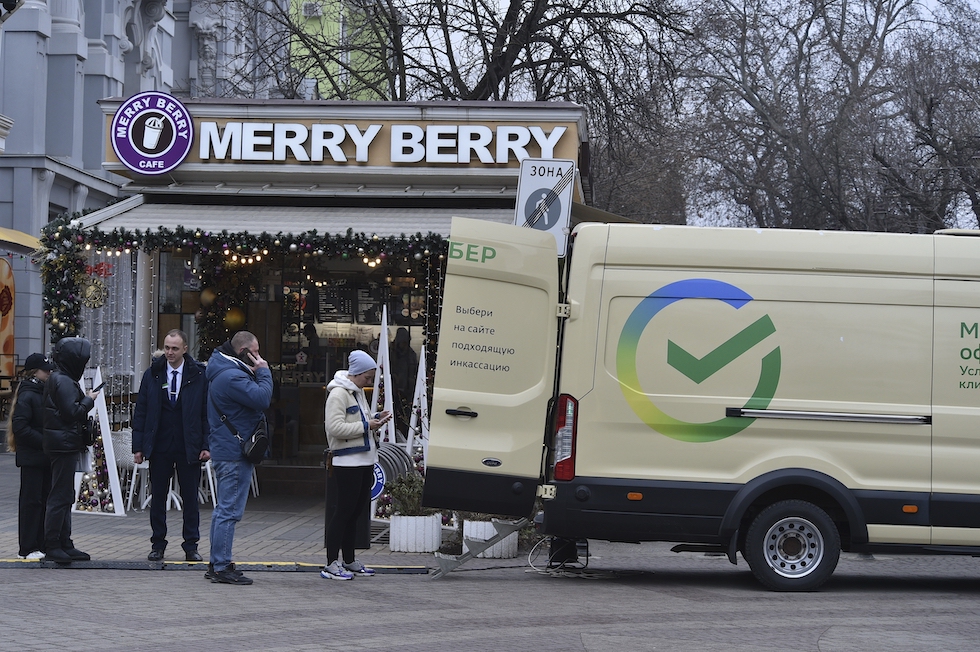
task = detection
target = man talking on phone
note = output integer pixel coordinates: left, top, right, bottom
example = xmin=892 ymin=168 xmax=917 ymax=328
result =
xmin=204 ymin=330 xmax=273 ymax=585
xmin=132 ymin=329 xmax=210 ymax=563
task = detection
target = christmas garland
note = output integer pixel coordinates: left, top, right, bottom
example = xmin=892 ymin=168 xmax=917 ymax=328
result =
xmin=37 ymin=211 xmax=448 ymax=344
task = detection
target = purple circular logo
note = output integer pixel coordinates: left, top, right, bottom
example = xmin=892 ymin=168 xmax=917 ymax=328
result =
xmin=111 ymin=92 xmax=194 ymax=175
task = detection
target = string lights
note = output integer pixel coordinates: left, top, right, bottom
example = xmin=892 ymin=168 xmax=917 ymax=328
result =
xmin=37 ymin=211 xmax=448 ymax=344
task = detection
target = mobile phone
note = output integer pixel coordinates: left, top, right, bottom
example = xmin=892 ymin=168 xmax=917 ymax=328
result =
xmin=238 ymin=348 xmax=255 ymax=365
xmin=93 ymin=382 xmax=106 ymax=392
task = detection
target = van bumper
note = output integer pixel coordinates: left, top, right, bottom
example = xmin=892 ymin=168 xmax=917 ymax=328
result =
xmin=422 ymin=467 xmax=538 ymax=517
xmin=540 ymin=477 xmax=740 ymax=543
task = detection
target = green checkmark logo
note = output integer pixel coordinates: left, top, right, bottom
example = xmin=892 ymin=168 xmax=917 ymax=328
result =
xmin=667 ymin=316 xmax=776 ymax=383
xmin=616 ymin=279 xmax=781 ymax=443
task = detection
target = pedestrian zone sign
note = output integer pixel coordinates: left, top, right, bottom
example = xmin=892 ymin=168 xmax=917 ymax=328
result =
xmin=514 ymin=158 xmax=575 ymax=258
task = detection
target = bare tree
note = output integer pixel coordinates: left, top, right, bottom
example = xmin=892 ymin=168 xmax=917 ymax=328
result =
xmin=192 ymin=0 xmax=689 ymax=218
xmin=882 ymin=0 xmax=980 ymax=228
xmin=678 ymin=0 xmax=941 ymax=231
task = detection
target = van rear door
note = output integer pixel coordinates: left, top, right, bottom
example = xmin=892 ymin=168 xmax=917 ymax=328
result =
xmin=423 ymin=217 xmax=560 ymax=517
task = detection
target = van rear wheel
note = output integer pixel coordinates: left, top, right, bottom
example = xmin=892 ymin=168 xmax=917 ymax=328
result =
xmin=743 ymin=499 xmax=840 ymax=591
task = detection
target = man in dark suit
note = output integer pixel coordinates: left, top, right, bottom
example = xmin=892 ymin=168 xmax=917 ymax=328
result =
xmin=132 ymin=329 xmax=210 ymax=562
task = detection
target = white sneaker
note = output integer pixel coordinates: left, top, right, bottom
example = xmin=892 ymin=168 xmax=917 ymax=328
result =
xmin=320 ymin=560 xmax=354 ymax=581
xmin=343 ymin=560 xmax=376 ymax=577
xmin=26 ymin=551 xmax=45 ymax=560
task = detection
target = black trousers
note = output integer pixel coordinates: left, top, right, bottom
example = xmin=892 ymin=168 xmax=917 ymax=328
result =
xmin=43 ymin=452 xmax=79 ymax=551
xmin=149 ymin=451 xmax=202 ymax=552
xmin=18 ymin=464 xmax=51 ymax=556
xmin=326 ymin=465 xmax=373 ymax=564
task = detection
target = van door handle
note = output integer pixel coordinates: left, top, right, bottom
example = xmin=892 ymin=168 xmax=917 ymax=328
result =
xmin=446 ymin=409 xmax=478 ymax=418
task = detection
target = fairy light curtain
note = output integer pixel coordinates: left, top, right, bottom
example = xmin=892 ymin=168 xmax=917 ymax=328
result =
xmin=79 ymin=250 xmax=138 ymax=425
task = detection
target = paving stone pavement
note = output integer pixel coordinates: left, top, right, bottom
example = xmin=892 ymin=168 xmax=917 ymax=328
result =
xmin=7 ymin=452 xmax=980 ymax=651
xmin=0 ymin=451 xmax=476 ymax=571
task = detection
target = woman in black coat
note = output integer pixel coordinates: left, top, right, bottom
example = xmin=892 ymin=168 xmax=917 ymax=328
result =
xmin=6 ymin=353 xmax=56 ymax=558
xmin=41 ymin=337 xmax=100 ymax=563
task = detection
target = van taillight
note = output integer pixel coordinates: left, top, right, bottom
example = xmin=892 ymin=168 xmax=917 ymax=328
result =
xmin=553 ymin=394 xmax=578 ymax=481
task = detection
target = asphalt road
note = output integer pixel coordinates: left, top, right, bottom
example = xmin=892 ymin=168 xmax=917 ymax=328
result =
xmin=6 ymin=540 xmax=980 ymax=651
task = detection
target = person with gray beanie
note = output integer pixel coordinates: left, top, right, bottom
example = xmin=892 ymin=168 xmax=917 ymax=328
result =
xmin=322 ymin=349 xmax=391 ymax=580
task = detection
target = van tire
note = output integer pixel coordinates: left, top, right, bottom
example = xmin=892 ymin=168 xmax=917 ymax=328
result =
xmin=743 ymin=500 xmax=840 ymax=591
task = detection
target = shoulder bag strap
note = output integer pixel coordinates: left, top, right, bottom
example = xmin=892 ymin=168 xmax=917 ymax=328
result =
xmin=207 ymin=367 xmax=244 ymax=443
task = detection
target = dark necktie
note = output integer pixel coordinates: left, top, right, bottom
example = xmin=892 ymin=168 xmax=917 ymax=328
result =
xmin=171 ymin=369 xmax=178 ymax=405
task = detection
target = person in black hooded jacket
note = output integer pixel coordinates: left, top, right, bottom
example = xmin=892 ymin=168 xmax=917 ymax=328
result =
xmin=41 ymin=337 xmax=100 ymax=563
xmin=8 ymin=353 xmax=57 ymax=558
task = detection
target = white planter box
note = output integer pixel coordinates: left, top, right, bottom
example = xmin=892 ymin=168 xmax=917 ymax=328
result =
xmin=389 ymin=514 xmax=442 ymax=552
xmin=463 ymin=520 xmax=519 ymax=559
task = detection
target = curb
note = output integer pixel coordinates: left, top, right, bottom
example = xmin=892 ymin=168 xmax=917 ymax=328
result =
xmin=0 ymin=558 xmax=429 ymax=573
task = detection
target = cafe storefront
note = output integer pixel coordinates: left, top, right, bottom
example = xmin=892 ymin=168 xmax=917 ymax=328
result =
xmin=39 ymin=96 xmax=601 ymax=493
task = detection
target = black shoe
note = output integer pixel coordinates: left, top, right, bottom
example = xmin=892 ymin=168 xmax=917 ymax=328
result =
xmin=204 ymin=562 xmax=237 ymax=580
xmin=185 ymin=550 xmax=203 ymax=562
xmin=211 ymin=568 xmax=253 ymax=585
xmin=43 ymin=548 xmax=72 ymax=563
xmin=147 ymin=549 xmax=165 ymax=562
xmin=64 ymin=547 xmax=91 ymax=561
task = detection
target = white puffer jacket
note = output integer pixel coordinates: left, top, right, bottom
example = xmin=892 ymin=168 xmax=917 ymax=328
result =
xmin=324 ymin=370 xmax=377 ymax=466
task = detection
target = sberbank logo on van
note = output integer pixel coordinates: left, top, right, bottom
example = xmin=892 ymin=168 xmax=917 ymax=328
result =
xmin=448 ymin=241 xmax=496 ymax=263
xmin=616 ymin=279 xmax=781 ymax=443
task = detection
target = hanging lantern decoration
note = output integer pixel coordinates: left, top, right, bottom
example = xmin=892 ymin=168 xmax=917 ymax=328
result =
xmin=224 ymin=306 xmax=247 ymax=331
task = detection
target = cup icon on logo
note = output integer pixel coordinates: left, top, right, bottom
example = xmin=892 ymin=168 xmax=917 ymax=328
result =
xmin=142 ymin=116 xmax=165 ymax=150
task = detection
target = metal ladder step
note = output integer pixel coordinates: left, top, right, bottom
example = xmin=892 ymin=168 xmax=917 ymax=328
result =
xmin=430 ymin=518 xmax=528 ymax=579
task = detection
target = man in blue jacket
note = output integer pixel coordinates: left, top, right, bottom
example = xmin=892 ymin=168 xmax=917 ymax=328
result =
xmin=132 ymin=329 xmax=210 ymax=562
xmin=205 ymin=330 xmax=273 ymax=585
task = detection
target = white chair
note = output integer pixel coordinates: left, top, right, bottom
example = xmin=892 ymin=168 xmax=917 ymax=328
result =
xmin=128 ymin=460 xmax=150 ymax=511
xmin=110 ymin=428 xmax=144 ymax=512
xmin=202 ymin=459 xmax=217 ymax=506
xmin=201 ymin=459 xmax=259 ymax=503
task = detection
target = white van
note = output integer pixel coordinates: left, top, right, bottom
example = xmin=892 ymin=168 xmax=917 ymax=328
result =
xmin=422 ymin=217 xmax=980 ymax=590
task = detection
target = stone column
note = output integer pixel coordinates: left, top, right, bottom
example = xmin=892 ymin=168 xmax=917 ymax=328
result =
xmin=46 ymin=0 xmax=87 ymax=163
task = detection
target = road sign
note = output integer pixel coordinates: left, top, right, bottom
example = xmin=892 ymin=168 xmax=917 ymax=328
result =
xmin=514 ymin=158 xmax=575 ymax=257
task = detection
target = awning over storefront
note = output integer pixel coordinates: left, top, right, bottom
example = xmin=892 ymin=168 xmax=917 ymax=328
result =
xmin=76 ymin=194 xmax=630 ymax=237
xmin=0 ymin=226 xmax=40 ymax=254
xmin=77 ymin=195 xmax=514 ymax=237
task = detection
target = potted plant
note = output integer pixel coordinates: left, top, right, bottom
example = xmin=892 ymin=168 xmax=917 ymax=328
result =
xmin=386 ymin=472 xmax=442 ymax=553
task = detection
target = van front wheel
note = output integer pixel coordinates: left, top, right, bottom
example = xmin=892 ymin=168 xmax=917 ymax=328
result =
xmin=743 ymin=500 xmax=840 ymax=591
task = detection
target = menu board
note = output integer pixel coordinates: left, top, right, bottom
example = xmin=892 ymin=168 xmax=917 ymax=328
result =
xmin=356 ymin=284 xmax=385 ymax=324
xmin=317 ymin=284 xmax=354 ymax=322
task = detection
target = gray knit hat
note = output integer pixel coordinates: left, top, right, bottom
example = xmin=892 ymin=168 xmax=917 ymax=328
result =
xmin=347 ymin=350 xmax=376 ymax=376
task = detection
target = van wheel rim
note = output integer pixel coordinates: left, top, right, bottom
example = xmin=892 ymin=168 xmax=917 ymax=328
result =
xmin=762 ymin=516 xmax=824 ymax=579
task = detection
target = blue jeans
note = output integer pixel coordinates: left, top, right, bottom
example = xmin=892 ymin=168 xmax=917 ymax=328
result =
xmin=209 ymin=459 xmax=252 ymax=572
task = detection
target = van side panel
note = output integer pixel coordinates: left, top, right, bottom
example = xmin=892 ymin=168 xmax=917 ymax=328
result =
xmin=555 ymin=226 xmax=935 ymax=545
xmin=931 ymin=236 xmax=980 ymax=543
